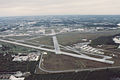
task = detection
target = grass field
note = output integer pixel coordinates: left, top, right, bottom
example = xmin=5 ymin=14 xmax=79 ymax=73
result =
xmin=1 ymin=29 xmax=120 ymax=74
xmin=26 ymin=30 xmax=120 ymax=46
xmin=37 ymin=52 xmax=120 ymax=73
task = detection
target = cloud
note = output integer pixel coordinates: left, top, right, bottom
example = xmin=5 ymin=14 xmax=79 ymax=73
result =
xmin=0 ymin=0 xmax=120 ymax=16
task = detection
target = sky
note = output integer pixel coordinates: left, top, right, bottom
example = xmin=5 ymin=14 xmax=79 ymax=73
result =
xmin=0 ymin=0 xmax=120 ymax=16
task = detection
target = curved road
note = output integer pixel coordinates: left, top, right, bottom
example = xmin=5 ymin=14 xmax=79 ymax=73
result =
xmin=38 ymin=53 xmax=119 ymax=73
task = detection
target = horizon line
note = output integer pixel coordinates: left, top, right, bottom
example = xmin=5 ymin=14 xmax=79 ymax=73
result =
xmin=0 ymin=14 xmax=120 ymax=18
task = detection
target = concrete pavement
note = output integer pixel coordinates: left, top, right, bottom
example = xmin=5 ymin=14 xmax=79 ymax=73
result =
xmin=0 ymin=39 xmax=114 ymax=64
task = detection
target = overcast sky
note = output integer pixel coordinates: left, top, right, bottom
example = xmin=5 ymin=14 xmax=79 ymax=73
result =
xmin=0 ymin=0 xmax=120 ymax=16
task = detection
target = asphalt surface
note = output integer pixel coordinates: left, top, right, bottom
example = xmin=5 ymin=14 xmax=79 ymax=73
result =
xmin=0 ymin=39 xmax=114 ymax=64
xmin=52 ymin=29 xmax=61 ymax=54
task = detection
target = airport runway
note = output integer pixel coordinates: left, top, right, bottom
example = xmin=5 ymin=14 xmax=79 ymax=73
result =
xmin=0 ymin=39 xmax=114 ymax=64
xmin=52 ymin=29 xmax=61 ymax=54
xmin=38 ymin=53 xmax=117 ymax=73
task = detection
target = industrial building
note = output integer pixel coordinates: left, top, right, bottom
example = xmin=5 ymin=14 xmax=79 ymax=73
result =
xmin=113 ymin=36 xmax=120 ymax=48
xmin=12 ymin=53 xmax=39 ymax=62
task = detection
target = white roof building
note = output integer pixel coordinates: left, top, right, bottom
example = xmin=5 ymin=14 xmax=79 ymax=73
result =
xmin=117 ymin=23 xmax=120 ymax=28
xmin=13 ymin=56 xmax=28 ymax=61
xmin=9 ymin=75 xmax=25 ymax=80
xmin=0 ymin=44 xmax=2 ymax=48
xmin=12 ymin=53 xmax=39 ymax=61
xmin=14 ymin=71 xmax=23 ymax=77
xmin=80 ymin=45 xmax=104 ymax=54
xmin=113 ymin=36 xmax=120 ymax=44
xmin=113 ymin=36 xmax=120 ymax=48
xmin=43 ymin=52 xmax=47 ymax=55
xmin=28 ymin=53 xmax=39 ymax=61
xmin=117 ymin=23 xmax=120 ymax=26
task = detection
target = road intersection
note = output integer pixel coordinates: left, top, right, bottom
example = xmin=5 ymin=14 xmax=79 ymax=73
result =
xmin=0 ymin=38 xmax=114 ymax=64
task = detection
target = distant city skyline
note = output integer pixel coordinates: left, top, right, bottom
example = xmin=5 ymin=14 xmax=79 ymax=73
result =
xmin=0 ymin=0 xmax=120 ymax=16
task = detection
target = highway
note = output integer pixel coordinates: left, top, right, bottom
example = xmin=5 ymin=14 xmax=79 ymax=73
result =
xmin=0 ymin=39 xmax=114 ymax=64
xmin=52 ymin=29 xmax=61 ymax=54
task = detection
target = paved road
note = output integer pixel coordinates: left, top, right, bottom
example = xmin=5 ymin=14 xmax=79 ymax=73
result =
xmin=38 ymin=53 xmax=118 ymax=73
xmin=38 ymin=53 xmax=84 ymax=73
xmin=0 ymin=39 xmax=114 ymax=64
xmin=60 ymin=45 xmax=112 ymax=60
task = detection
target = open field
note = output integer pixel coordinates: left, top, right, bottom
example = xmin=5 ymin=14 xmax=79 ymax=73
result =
xmin=26 ymin=36 xmax=54 ymax=46
xmin=26 ymin=67 xmax=120 ymax=80
xmin=26 ymin=30 xmax=120 ymax=46
xmin=35 ymin=51 xmax=120 ymax=74
xmin=1 ymin=29 xmax=120 ymax=75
